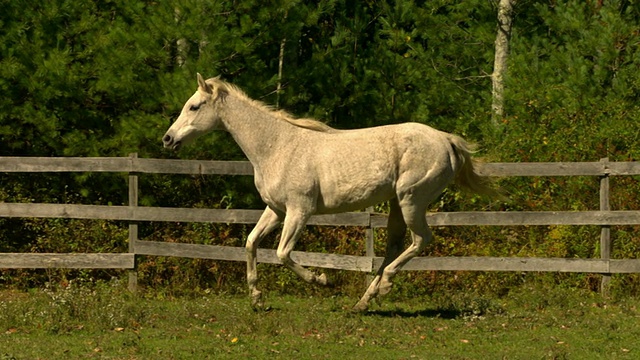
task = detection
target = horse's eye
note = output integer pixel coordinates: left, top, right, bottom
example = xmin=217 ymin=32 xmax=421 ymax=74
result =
xmin=189 ymin=104 xmax=201 ymax=111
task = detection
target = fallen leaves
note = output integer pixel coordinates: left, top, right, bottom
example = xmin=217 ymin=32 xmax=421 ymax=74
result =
xmin=302 ymin=328 xmax=322 ymax=339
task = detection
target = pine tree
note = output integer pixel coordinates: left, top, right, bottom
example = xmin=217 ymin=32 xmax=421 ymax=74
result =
xmin=498 ymin=0 xmax=640 ymax=161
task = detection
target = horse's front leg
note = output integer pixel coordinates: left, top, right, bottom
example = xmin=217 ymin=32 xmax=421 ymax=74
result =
xmin=276 ymin=210 xmax=331 ymax=286
xmin=246 ymin=207 xmax=282 ymax=309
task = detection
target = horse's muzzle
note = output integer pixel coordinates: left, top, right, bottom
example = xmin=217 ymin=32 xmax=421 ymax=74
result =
xmin=162 ymin=134 xmax=181 ymax=150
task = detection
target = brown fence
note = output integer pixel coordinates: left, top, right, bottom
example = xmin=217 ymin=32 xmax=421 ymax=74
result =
xmin=1 ymin=155 xmax=640 ymax=291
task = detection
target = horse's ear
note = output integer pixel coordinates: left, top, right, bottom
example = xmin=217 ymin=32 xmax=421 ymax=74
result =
xmin=215 ymin=83 xmax=229 ymax=103
xmin=197 ymin=73 xmax=213 ymax=94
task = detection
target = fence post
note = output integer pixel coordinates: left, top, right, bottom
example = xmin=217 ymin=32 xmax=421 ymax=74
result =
xmin=128 ymin=153 xmax=139 ymax=293
xmin=365 ymin=206 xmax=375 ymax=284
xmin=599 ymin=157 xmax=611 ymax=296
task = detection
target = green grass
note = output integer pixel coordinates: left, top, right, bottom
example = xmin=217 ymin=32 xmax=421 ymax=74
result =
xmin=1 ymin=281 xmax=639 ymax=359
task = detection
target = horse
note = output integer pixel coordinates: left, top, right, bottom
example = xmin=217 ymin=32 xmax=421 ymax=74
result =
xmin=162 ymin=74 xmax=497 ymax=311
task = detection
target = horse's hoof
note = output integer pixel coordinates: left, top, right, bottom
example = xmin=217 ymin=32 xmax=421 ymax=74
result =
xmin=250 ymin=291 xmax=264 ymax=310
xmin=378 ymin=280 xmax=393 ymax=296
xmin=253 ymin=304 xmax=273 ymax=312
xmin=317 ymin=273 xmax=333 ymax=286
xmin=351 ymin=301 xmax=369 ymax=313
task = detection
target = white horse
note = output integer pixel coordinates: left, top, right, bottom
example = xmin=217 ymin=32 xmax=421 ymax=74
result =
xmin=163 ymin=74 xmax=497 ymax=311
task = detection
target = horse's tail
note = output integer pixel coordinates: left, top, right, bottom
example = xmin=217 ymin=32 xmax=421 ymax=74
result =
xmin=446 ymin=134 xmax=503 ymax=198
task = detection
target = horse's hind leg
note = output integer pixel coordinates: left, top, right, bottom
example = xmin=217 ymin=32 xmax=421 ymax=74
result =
xmin=246 ymin=207 xmax=283 ymax=309
xmin=276 ymin=209 xmax=331 ymax=286
xmin=378 ymin=199 xmax=433 ymax=296
xmin=354 ymin=198 xmax=407 ymax=312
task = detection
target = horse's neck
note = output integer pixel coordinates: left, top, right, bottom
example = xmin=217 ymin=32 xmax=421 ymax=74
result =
xmin=220 ymin=96 xmax=294 ymax=167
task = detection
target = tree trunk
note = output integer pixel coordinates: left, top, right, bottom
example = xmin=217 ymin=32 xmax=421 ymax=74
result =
xmin=175 ymin=8 xmax=188 ymax=67
xmin=276 ymin=10 xmax=289 ymax=109
xmin=491 ymin=0 xmax=516 ymax=127
xmin=276 ymin=36 xmax=286 ymax=109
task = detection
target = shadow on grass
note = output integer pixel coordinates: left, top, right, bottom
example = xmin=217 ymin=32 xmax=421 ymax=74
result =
xmin=364 ymin=308 xmax=462 ymax=319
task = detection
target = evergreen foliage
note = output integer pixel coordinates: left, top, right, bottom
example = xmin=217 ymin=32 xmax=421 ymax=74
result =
xmin=1 ymin=0 xmax=640 ymax=295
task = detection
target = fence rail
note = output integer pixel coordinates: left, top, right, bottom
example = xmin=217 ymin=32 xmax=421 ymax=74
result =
xmin=1 ymin=156 xmax=639 ymax=291
xmin=3 ymin=156 xmax=640 ymax=176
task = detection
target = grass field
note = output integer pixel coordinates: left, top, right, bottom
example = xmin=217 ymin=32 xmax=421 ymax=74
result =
xmin=1 ymin=281 xmax=639 ymax=359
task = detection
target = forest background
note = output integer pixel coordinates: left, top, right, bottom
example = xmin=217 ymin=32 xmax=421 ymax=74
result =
xmin=1 ymin=0 xmax=640 ymax=298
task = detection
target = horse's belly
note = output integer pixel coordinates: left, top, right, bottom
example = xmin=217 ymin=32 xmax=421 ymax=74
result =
xmin=316 ymin=178 xmax=395 ymax=213
xmin=314 ymin=150 xmax=398 ymax=213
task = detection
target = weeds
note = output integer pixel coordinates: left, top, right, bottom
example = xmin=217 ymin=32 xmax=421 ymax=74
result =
xmin=1 ymin=280 xmax=639 ymax=359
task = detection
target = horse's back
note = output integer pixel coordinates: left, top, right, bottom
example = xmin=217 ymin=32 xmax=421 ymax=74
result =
xmin=304 ymin=122 xmax=456 ymax=213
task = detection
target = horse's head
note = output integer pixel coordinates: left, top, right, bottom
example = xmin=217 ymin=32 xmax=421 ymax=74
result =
xmin=162 ymin=73 xmax=228 ymax=150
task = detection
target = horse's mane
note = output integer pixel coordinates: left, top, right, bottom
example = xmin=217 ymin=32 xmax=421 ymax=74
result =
xmin=208 ymin=78 xmax=335 ymax=133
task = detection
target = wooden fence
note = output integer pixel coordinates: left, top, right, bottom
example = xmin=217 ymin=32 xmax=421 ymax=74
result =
xmin=2 ymin=155 xmax=640 ymax=292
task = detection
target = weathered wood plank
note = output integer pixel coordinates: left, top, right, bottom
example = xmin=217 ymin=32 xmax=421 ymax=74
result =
xmin=477 ymin=162 xmax=606 ymax=177
xmin=377 ymin=256 xmax=610 ymax=273
xmin=5 ymin=203 xmax=640 ymax=227
xmin=609 ymin=259 xmax=640 ymax=273
xmin=0 ymin=253 xmax=134 ymax=269
xmin=134 ymin=241 xmax=373 ymax=271
xmin=0 ymin=157 xmax=254 ymax=175
xmin=370 ymin=211 xmax=640 ymax=227
xmin=600 ymin=159 xmax=612 ymax=293
xmin=0 ymin=203 xmax=264 ymax=223
xmin=132 ymin=159 xmax=254 ymax=175
xmin=3 ymin=249 xmax=634 ymax=274
xmin=128 ymin=154 xmax=140 ymax=291
xmin=135 ymin=207 xmax=264 ymax=223
xmin=0 ymin=157 xmax=132 ymax=172
xmin=307 ymin=213 xmax=369 ymax=226
xmin=606 ymin=162 xmax=640 ymax=176
xmin=0 ymin=203 xmax=370 ymax=226
xmin=0 ymin=203 xmax=132 ymax=220
xmin=259 ymin=249 xmax=373 ymax=271
xmin=134 ymin=241 xmax=241 ymax=261
xmin=4 ymin=157 xmax=640 ymax=177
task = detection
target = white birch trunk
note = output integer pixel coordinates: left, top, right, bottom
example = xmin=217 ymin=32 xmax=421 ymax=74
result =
xmin=276 ymin=37 xmax=286 ymax=109
xmin=276 ymin=10 xmax=289 ymax=109
xmin=175 ymin=8 xmax=188 ymax=67
xmin=491 ymin=0 xmax=516 ymax=126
